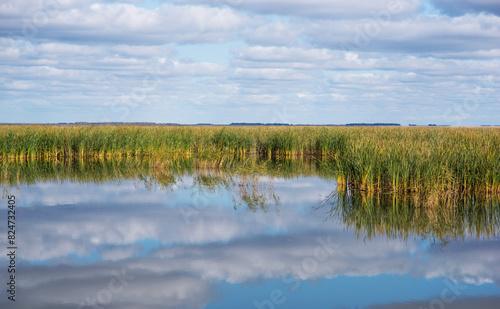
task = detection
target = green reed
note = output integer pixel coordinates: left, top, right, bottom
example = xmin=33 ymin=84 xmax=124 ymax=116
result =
xmin=0 ymin=125 xmax=499 ymax=195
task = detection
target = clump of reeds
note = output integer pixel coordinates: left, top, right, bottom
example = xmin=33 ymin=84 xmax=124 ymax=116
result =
xmin=0 ymin=125 xmax=498 ymax=196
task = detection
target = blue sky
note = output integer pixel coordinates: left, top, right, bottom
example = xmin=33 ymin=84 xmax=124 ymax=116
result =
xmin=0 ymin=0 xmax=499 ymax=125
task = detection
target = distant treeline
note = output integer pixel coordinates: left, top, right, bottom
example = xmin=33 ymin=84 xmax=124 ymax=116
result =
xmin=0 ymin=122 xmax=180 ymax=126
xmin=1 ymin=122 xmax=403 ymax=127
xmin=230 ymin=123 xmax=291 ymax=126
xmin=3 ymin=122 xmax=500 ymax=126
xmin=230 ymin=123 xmax=401 ymax=126
xmin=344 ymin=123 xmax=400 ymax=127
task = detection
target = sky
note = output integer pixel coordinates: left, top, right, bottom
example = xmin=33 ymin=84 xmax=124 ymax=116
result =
xmin=0 ymin=0 xmax=499 ymax=125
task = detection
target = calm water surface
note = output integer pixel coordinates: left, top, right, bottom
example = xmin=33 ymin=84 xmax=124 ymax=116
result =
xmin=0 ymin=159 xmax=499 ymax=308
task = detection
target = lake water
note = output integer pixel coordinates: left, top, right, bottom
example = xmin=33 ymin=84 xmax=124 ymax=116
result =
xmin=1 ymin=159 xmax=499 ymax=308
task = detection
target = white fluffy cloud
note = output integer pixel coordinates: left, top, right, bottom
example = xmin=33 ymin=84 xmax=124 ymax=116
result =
xmin=0 ymin=2 xmax=249 ymax=44
xmin=168 ymin=0 xmax=422 ymax=19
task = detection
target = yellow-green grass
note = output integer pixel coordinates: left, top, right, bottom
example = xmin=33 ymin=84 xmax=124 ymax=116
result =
xmin=0 ymin=125 xmax=499 ymax=195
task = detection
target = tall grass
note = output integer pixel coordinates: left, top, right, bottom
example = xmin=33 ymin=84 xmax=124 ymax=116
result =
xmin=0 ymin=125 xmax=499 ymax=195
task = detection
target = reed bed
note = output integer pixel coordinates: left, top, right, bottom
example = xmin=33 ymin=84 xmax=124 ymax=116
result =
xmin=0 ymin=125 xmax=498 ymax=195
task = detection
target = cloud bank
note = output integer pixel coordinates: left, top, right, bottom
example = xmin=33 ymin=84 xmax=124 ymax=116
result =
xmin=1 ymin=0 xmax=499 ymax=124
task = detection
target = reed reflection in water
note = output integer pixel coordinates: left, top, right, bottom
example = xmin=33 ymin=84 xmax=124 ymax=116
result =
xmin=1 ymin=157 xmax=499 ymax=242
xmin=317 ymin=190 xmax=500 ymax=243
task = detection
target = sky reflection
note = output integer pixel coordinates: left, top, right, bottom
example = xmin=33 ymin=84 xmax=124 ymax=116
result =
xmin=0 ymin=174 xmax=499 ymax=309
